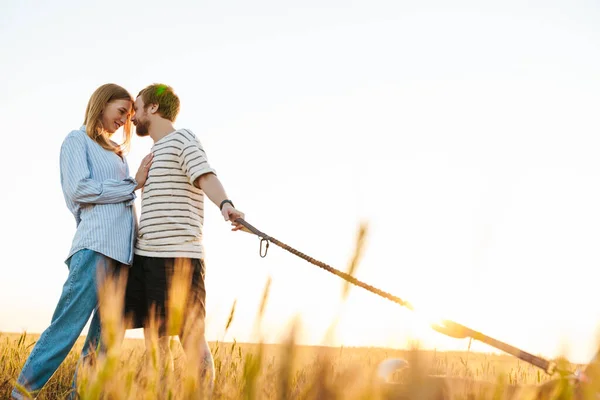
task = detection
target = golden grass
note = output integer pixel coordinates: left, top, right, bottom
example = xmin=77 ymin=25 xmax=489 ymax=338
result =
xmin=1 ymin=330 xmax=597 ymax=399
xmin=3 ymin=225 xmax=599 ymax=399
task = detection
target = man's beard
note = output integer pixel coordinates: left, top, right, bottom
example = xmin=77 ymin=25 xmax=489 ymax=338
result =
xmin=135 ymin=120 xmax=150 ymax=137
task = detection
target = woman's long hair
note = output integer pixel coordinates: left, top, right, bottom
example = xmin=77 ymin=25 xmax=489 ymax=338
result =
xmin=83 ymin=83 xmax=133 ymax=156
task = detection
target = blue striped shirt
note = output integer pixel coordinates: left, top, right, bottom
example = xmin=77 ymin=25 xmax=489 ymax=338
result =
xmin=59 ymin=126 xmax=138 ymax=265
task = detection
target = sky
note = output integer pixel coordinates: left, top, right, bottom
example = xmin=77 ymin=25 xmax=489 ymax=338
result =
xmin=1 ymin=0 xmax=600 ymax=364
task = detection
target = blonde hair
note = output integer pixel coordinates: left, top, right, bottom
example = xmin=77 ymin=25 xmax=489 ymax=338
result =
xmin=83 ymin=83 xmax=133 ymax=156
xmin=137 ymin=83 xmax=180 ymax=122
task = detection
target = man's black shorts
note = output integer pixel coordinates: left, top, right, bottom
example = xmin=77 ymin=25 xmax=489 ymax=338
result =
xmin=124 ymin=254 xmax=206 ymax=336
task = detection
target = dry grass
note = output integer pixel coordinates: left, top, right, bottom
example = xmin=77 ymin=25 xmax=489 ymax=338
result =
xmin=1 ymin=330 xmax=597 ymax=399
xmin=2 ymin=225 xmax=599 ymax=399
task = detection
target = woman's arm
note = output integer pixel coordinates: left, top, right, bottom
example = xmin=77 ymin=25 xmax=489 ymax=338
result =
xmin=60 ymin=135 xmax=137 ymax=204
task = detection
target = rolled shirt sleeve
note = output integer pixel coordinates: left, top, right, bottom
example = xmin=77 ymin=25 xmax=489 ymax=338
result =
xmin=178 ymin=133 xmax=216 ymax=185
xmin=60 ymin=134 xmax=136 ymax=204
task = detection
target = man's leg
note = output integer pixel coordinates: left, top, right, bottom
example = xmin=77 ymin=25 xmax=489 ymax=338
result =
xmin=180 ymin=258 xmax=214 ymax=388
xmin=12 ymin=250 xmax=107 ymax=400
xmin=136 ymin=256 xmax=174 ymax=377
xmin=157 ymin=336 xmax=175 ymax=373
xmin=181 ymin=332 xmax=215 ymax=389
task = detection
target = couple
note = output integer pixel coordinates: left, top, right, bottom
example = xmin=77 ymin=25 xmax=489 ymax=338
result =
xmin=12 ymin=83 xmax=244 ymax=399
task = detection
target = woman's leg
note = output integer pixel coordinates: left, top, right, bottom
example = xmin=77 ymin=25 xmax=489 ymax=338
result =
xmin=70 ymin=260 xmax=126 ymax=398
xmin=12 ymin=250 xmax=113 ymax=400
xmin=69 ymin=306 xmax=102 ymax=397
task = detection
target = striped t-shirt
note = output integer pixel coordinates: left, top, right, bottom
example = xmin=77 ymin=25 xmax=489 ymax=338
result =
xmin=134 ymin=129 xmax=216 ymax=259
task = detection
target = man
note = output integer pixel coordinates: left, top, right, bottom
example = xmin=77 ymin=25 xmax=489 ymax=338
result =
xmin=125 ymin=83 xmax=245 ymax=386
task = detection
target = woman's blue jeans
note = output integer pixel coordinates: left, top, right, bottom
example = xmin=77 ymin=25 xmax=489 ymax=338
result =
xmin=12 ymin=249 xmax=118 ymax=399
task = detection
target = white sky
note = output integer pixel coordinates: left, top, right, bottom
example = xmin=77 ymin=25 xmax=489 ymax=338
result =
xmin=1 ymin=0 xmax=599 ymax=364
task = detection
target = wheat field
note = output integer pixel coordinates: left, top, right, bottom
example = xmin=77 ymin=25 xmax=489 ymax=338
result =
xmin=2 ymin=230 xmax=599 ymax=399
xmin=2 ymin=330 xmax=598 ymax=400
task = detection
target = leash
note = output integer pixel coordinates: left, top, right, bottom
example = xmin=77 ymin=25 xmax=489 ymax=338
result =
xmin=431 ymin=320 xmax=565 ymax=375
xmin=235 ymin=218 xmax=414 ymax=311
xmin=235 ymin=218 xmax=570 ymax=376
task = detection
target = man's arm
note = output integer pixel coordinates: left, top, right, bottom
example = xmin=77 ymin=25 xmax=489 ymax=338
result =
xmin=195 ymin=172 xmax=227 ymax=208
xmin=178 ymin=131 xmax=245 ymax=231
xmin=195 ymin=173 xmax=245 ymax=231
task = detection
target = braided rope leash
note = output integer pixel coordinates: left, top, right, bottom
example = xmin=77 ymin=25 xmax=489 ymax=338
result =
xmin=235 ymin=218 xmax=414 ymax=311
xmin=234 ymin=217 xmax=574 ymax=377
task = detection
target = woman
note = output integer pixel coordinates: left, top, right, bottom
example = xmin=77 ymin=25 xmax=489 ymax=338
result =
xmin=12 ymin=83 xmax=153 ymax=399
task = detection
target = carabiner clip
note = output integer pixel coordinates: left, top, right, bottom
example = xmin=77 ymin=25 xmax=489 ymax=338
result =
xmin=260 ymin=238 xmax=270 ymax=258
